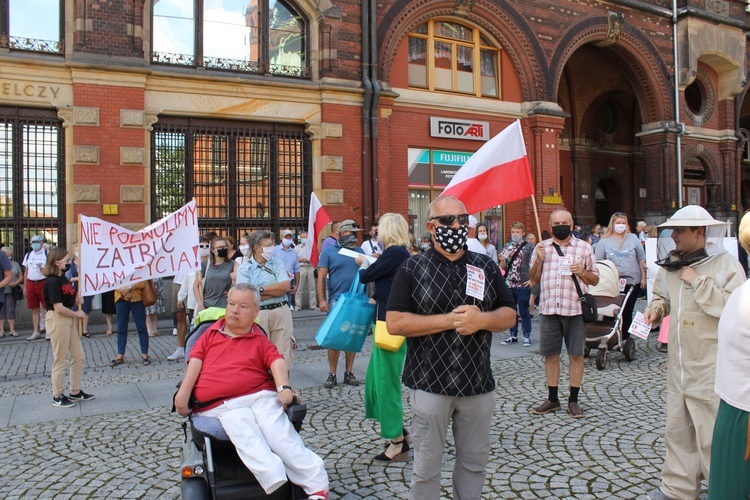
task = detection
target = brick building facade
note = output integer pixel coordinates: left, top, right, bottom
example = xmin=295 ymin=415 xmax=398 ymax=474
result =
xmin=0 ymin=0 xmax=748 ymax=255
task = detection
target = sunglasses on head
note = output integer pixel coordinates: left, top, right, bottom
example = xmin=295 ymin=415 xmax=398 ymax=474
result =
xmin=430 ymin=213 xmax=469 ymax=226
xmin=613 ymin=212 xmax=627 ymax=217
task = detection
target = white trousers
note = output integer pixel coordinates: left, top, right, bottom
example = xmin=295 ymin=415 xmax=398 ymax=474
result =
xmin=201 ymin=391 xmax=328 ymax=495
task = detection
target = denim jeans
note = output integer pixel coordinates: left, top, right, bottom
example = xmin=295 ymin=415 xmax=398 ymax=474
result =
xmin=116 ymin=299 xmax=149 ymax=356
xmin=509 ymin=286 xmax=532 ymax=338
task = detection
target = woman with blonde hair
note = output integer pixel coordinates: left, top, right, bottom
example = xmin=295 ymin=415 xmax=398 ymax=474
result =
xmin=194 ymin=237 xmax=239 ymax=311
xmin=594 ymin=211 xmax=646 ymax=337
xmin=708 ymin=210 xmax=750 ymax=499
xmin=356 ymin=213 xmax=412 ymax=462
xmin=43 ymin=247 xmax=93 ymax=407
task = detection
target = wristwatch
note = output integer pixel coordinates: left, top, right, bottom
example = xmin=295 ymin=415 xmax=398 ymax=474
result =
xmin=259 ymin=286 xmax=265 ymax=295
xmin=277 ymin=385 xmax=292 ymax=393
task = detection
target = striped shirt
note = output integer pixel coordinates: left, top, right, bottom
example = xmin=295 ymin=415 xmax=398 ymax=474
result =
xmin=530 ymin=236 xmax=598 ymax=317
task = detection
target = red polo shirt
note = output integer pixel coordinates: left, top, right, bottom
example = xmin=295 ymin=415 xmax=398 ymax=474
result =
xmin=190 ymin=319 xmax=283 ymax=411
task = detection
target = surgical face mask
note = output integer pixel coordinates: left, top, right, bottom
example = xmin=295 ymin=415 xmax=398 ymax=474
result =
xmin=75 ymin=251 xmax=79 ymax=258
xmin=282 ymin=238 xmax=293 ymax=247
xmin=216 ymin=248 xmax=228 ymax=258
xmin=552 ymin=225 xmax=572 ymax=240
xmin=420 ymin=243 xmax=430 ymax=250
xmin=300 ymin=238 xmax=307 ymax=245
xmin=261 ymin=247 xmax=275 ymax=261
xmin=31 ymin=243 xmax=42 ymax=251
xmin=477 ymin=234 xmax=487 ymax=241
xmin=338 ymin=234 xmax=357 ymax=249
xmin=199 ymin=247 xmax=210 ymax=258
xmin=613 ymin=223 xmax=627 ymax=234
xmin=433 ymin=225 xmax=468 ymax=254
xmin=239 ymin=245 xmax=250 ymax=256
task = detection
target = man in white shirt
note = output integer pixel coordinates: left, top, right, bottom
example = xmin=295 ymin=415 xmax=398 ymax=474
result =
xmin=294 ymin=231 xmax=317 ymax=310
xmin=360 ymin=221 xmax=382 ymax=258
xmin=637 ymin=221 xmax=647 ymax=246
xmin=466 ymin=215 xmax=487 ymax=255
xmin=24 ymin=235 xmax=48 ymax=341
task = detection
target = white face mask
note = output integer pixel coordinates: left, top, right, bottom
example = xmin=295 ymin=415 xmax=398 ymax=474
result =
xmin=199 ymin=247 xmax=210 ymax=258
xmin=300 ymin=238 xmax=307 ymax=245
xmin=477 ymin=234 xmax=487 ymax=241
xmin=239 ymin=245 xmax=250 ymax=256
xmin=282 ymin=238 xmax=293 ymax=247
xmin=261 ymin=247 xmax=275 ymax=261
xmin=613 ymin=223 xmax=627 ymax=234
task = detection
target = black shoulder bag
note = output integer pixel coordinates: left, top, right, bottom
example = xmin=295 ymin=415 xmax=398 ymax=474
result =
xmin=552 ymin=243 xmax=598 ymax=323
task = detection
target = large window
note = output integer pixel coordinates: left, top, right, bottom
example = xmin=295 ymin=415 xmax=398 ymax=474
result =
xmin=0 ymin=0 xmax=63 ymax=53
xmin=152 ymin=118 xmax=312 ymax=239
xmin=408 ymin=20 xmax=499 ymax=98
xmin=0 ymin=107 xmax=65 ymax=261
xmin=152 ymin=0 xmax=308 ymax=77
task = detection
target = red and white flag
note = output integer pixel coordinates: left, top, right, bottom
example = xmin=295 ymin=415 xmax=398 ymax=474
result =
xmin=301 ymin=192 xmax=331 ymax=267
xmin=442 ymin=119 xmax=534 ymax=213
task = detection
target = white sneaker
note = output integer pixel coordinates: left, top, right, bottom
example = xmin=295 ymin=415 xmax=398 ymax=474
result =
xmin=27 ymin=331 xmax=42 ymax=341
xmin=167 ymin=347 xmax=185 ymax=361
xmin=289 ymin=305 xmax=295 ymax=311
xmin=172 ymin=327 xmax=178 ymax=336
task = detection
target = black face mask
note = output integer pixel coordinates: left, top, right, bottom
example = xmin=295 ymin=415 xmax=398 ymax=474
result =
xmin=338 ymin=234 xmax=357 ymax=249
xmin=552 ymin=225 xmax=572 ymax=240
xmin=216 ymin=248 xmax=228 ymax=258
xmin=61 ymin=263 xmax=70 ymax=272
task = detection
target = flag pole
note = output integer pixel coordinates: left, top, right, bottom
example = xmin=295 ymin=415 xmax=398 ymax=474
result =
xmin=530 ymin=194 xmax=542 ymax=242
xmin=77 ymin=213 xmax=83 ymax=337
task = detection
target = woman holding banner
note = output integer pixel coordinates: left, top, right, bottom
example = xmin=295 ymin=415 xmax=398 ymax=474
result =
xmin=43 ymin=247 xmax=94 ymax=408
xmin=193 ymin=237 xmax=238 ymax=311
xmin=109 ymin=280 xmax=151 ymax=366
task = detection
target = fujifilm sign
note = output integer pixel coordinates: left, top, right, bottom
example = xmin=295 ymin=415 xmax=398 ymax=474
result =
xmin=430 ymin=117 xmax=490 ymax=141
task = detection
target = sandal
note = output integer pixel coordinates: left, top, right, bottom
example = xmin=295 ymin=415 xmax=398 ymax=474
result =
xmin=142 ymin=356 xmax=151 ymax=366
xmin=10 ymin=331 xmax=18 ymax=337
xmin=0 ymin=332 xmax=4 ymax=338
xmin=83 ymin=332 xmax=91 ymax=338
xmin=105 ymin=329 xmax=112 ymax=336
xmin=109 ymin=357 xmax=125 ymax=367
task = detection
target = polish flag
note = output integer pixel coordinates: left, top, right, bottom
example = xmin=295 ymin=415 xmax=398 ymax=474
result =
xmin=301 ymin=192 xmax=331 ymax=267
xmin=442 ymin=119 xmax=534 ymax=213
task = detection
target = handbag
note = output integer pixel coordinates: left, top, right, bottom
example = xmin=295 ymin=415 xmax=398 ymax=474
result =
xmin=552 ymin=243 xmax=598 ymax=323
xmin=374 ymin=319 xmax=405 ymax=352
xmin=11 ymin=285 xmax=23 ymax=301
xmin=141 ymin=280 xmax=158 ymax=307
xmin=314 ymin=274 xmax=375 ymax=352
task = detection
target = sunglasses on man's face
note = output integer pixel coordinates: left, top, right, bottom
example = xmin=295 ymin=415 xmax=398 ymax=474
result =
xmin=199 ymin=244 xmax=210 ymax=249
xmin=430 ymin=213 xmax=469 ymax=226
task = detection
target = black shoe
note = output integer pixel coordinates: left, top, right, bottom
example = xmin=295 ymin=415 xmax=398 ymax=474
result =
xmin=374 ymin=439 xmax=410 ymax=463
xmin=324 ymin=373 xmax=337 ymax=389
xmin=69 ymin=390 xmax=95 ymax=402
xmin=343 ymin=372 xmax=360 ymax=386
xmin=501 ymin=336 xmax=518 ymax=345
xmin=52 ymin=395 xmax=75 ymax=408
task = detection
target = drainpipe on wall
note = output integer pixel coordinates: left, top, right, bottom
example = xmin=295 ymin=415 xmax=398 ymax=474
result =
xmin=735 ymin=94 xmax=746 ymax=214
xmin=673 ymin=0 xmax=685 ymax=209
xmin=369 ymin=0 xmax=381 ymax=220
xmin=361 ymin=0 xmax=373 ymax=229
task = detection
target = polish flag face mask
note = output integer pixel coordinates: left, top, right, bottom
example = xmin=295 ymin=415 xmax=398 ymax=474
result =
xmin=433 ymin=225 xmax=468 ymax=254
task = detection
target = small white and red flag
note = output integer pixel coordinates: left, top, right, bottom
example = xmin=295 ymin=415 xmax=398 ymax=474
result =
xmin=441 ymin=119 xmax=534 ymax=213
xmin=301 ymin=192 xmax=331 ymax=267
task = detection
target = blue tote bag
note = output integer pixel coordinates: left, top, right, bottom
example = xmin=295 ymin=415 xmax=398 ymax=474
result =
xmin=315 ymin=274 xmax=375 ymax=352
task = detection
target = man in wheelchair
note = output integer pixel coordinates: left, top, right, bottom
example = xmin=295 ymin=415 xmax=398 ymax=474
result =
xmin=174 ymin=283 xmax=329 ymax=499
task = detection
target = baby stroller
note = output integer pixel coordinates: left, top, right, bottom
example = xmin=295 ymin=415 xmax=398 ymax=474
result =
xmin=583 ymin=260 xmax=636 ymax=370
xmin=175 ymin=309 xmax=308 ymax=500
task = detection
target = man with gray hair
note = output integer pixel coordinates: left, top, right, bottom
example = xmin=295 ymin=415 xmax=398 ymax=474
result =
xmin=529 ymin=209 xmax=599 ymax=418
xmin=387 ymin=194 xmax=516 ymax=499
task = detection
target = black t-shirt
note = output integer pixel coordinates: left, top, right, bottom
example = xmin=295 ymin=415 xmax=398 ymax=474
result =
xmin=44 ymin=274 xmax=77 ymax=311
xmin=387 ymin=248 xmax=515 ymax=397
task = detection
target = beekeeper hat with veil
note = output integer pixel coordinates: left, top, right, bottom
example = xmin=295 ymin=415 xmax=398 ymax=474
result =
xmin=655 ymin=205 xmax=729 ymax=271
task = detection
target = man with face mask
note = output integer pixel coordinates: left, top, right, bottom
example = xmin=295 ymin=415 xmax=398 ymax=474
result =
xmin=466 ymin=215 xmax=487 ymax=255
xmin=317 ymin=219 xmax=366 ymax=388
xmin=529 ymin=209 xmax=599 ymax=419
xmin=24 ymin=234 xmax=48 ymax=341
xmin=361 ymin=221 xmax=382 ymax=258
xmin=274 ymin=230 xmax=300 ymax=311
xmin=499 ymin=221 xmax=535 ymax=346
xmin=387 ymin=195 xmax=516 ymax=499
xmin=643 ymin=205 xmax=746 ymax=500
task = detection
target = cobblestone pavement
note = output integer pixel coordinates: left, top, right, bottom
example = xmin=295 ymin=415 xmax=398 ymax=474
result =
xmin=0 ymin=306 xmax=705 ymax=499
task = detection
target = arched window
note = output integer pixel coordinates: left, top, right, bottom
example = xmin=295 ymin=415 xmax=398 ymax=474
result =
xmin=408 ymin=20 xmax=500 ymax=98
xmin=152 ymin=0 xmax=308 ymax=78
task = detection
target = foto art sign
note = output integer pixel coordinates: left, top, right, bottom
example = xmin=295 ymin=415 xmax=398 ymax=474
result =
xmin=79 ymin=201 xmax=200 ymax=296
xmin=430 ymin=117 xmax=490 ymax=141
